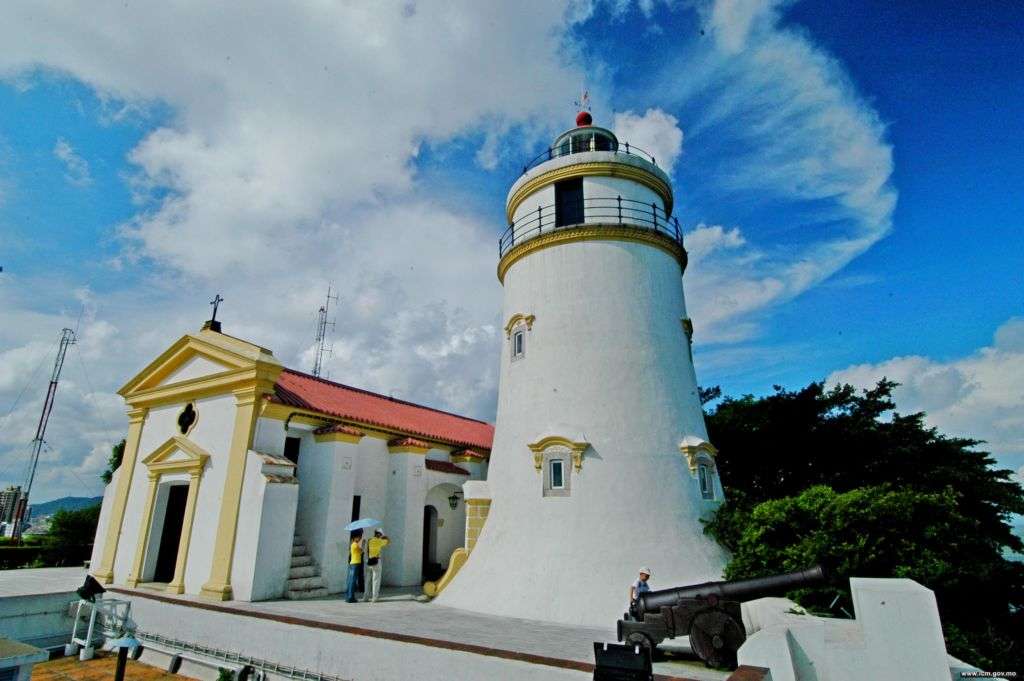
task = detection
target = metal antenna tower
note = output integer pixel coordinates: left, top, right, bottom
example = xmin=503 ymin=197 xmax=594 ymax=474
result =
xmin=13 ymin=327 xmax=76 ymax=539
xmin=312 ymin=286 xmax=338 ymax=378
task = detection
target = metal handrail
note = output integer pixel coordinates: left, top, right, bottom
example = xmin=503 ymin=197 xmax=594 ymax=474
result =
xmin=498 ymin=196 xmax=682 ymax=257
xmin=520 ymin=139 xmax=659 ymax=175
xmin=137 ymin=630 xmax=352 ymax=681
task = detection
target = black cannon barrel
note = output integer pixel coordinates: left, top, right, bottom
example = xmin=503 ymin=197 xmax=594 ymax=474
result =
xmin=638 ymin=565 xmax=825 ymax=615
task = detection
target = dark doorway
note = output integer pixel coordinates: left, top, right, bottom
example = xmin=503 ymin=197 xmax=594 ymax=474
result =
xmin=152 ymin=485 xmax=188 ymax=583
xmin=422 ymin=505 xmax=441 ymax=582
xmin=555 ymin=178 xmax=584 ymax=227
xmin=349 ymin=495 xmax=361 ymax=538
xmin=283 ymin=436 xmax=301 ymax=468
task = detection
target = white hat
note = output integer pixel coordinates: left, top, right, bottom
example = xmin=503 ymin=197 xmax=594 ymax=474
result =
xmin=375 ymin=527 xmax=385 ymax=534
xmin=639 ymin=567 xmax=651 ymax=576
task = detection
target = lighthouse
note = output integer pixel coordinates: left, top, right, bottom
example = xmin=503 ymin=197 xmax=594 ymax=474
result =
xmin=436 ymin=111 xmax=728 ymax=627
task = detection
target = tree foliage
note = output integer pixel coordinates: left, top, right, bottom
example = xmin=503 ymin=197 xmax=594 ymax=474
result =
xmin=47 ymin=504 xmax=101 ymax=548
xmin=101 ymin=439 xmax=126 ymax=485
xmin=702 ymin=380 xmax=1024 ymax=670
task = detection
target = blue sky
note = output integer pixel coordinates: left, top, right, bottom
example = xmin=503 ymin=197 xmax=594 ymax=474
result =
xmin=0 ymin=0 xmax=1021 ymax=503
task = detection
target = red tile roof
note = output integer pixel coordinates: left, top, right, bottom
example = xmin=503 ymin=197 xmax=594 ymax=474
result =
xmin=451 ymin=448 xmax=487 ymax=459
xmin=314 ymin=423 xmax=366 ymax=437
xmin=425 ymin=460 xmax=470 ymax=476
xmin=388 ymin=436 xmax=431 ymax=449
xmin=272 ymin=369 xmax=494 ymax=451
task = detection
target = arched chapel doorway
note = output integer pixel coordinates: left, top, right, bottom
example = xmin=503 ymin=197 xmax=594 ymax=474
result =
xmin=421 ymin=482 xmax=467 ymax=583
xmin=422 ymin=505 xmax=439 ymax=582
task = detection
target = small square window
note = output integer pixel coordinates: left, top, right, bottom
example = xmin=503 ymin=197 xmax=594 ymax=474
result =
xmin=550 ymin=460 xmax=564 ymax=489
xmin=512 ymin=329 xmax=525 ymax=360
xmin=542 ymin=450 xmax=570 ymax=497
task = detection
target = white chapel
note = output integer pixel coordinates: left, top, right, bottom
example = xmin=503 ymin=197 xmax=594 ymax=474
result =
xmin=89 ymin=325 xmax=493 ymax=601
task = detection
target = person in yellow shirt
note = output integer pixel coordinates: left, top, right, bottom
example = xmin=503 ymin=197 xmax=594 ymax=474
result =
xmin=363 ymin=529 xmax=390 ymax=603
xmin=344 ymin=530 xmax=363 ymax=603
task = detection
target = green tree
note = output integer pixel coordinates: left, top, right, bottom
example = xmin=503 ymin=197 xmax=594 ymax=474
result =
xmin=101 ymin=439 xmax=126 ymax=484
xmin=48 ymin=504 xmax=101 ymax=548
xmin=703 ymin=380 xmax=1024 ymax=670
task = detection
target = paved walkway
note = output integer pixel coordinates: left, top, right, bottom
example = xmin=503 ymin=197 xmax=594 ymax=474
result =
xmin=0 ymin=567 xmax=86 ymax=597
xmin=116 ymin=585 xmax=728 ymax=681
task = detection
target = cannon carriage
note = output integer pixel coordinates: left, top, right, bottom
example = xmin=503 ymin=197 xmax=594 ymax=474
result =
xmin=616 ymin=565 xmax=826 ymax=668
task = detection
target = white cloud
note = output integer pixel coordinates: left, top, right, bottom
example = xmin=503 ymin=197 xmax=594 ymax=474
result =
xmin=673 ymin=0 xmax=896 ymax=343
xmin=0 ymin=0 xmax=899 ymax=500
xmin=613 ymin=108 xmax=684 ymax=175
xmin=828 ymin=317 xmax=1024 ymax=475
xmin=53 ymin=138 xmax=92 ymax=187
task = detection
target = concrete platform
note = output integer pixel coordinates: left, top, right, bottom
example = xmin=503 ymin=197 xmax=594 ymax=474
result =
xmin=108 ymin=585 xmax=733 ymax=681
xmin=0 ymin=567 xmax=87 ymax=650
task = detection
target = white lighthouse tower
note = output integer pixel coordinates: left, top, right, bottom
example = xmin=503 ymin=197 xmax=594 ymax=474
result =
xmin=436 ymin=111 xmax=728 ymax=627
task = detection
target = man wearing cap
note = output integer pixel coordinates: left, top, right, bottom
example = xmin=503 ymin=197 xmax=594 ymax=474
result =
xmin=629 ymin=567 xmax=652 ymax=617
xmin=363 ymin=528 xmax=390 ymax=603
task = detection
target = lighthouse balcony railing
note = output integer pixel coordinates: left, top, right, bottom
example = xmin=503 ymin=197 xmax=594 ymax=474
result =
xmin=498 ymin=196 xmax=683 ymax=257
xmin=520 ymin=139 xmax=659 ymax=175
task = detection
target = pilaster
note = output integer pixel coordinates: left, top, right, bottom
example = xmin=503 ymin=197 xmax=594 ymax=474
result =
xmin=124 ymin=472 xmax=159 ymax=588
xmin=200 ymin=387 xmax=266 ymax=600
xmin=93 ymin=407 xmax=148 ymax=584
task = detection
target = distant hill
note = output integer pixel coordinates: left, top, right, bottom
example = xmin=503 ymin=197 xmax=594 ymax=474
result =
xmin=30 ymin=496 xmax=102 ymax=517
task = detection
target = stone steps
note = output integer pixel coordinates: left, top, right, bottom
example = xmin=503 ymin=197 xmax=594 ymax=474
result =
xmin=286 ymin=575 xmax=325 ymax=591
xmin=285 ymin=587 xmax=330 ymax=600
xmin=284 ymin=533 xmax=328 ymax=600
xmin=289 ymin=565 xmax=317 ymax=579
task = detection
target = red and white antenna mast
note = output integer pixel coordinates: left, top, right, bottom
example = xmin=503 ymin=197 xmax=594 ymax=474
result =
xmin=312 ymin=285 xmax=338 ymax=378
xmin=12 ymin=328 xmax=76 ymax=539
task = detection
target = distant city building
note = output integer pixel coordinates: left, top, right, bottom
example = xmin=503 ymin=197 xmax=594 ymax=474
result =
xmin=0 ymin=485 xmax=22 ymax=524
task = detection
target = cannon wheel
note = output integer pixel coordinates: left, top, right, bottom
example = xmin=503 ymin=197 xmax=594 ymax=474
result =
xmin=688 ymin=611 xmax=745 ymax=669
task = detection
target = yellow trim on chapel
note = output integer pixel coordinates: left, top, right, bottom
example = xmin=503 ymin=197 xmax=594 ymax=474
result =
xmin=314 ymin=430 xmax=365 ymax=444
xmin=498 ymin=225 xmax=687 ymax=283
xmin=506 ymin=161 xmax=674 ymax=224
xmin=200 ymin=385 xmax=273 ymax=601
xmin=528 ymin=435 xmax=590 ymax=473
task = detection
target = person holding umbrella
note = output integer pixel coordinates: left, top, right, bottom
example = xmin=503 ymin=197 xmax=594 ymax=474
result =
xmin=343 ymin=517 xmax=381 ymax=603
xmin=345 ymin=529 xmax=364 ymax=603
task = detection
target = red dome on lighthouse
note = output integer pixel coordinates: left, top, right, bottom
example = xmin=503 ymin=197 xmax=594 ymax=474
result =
xmin=575 ymin=111 xmax=593 ymax=127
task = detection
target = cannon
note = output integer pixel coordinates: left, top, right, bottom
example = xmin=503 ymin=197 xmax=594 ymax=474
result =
xmin=616 ymin=565 xmax=825 ymax=669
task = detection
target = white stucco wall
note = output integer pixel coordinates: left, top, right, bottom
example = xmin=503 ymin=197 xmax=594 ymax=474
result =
xmin=89 ymin=475 xmax=117 ymax=570
xmin=232 ymin=450 xmax=297 ymax=601
xmin=438 ymin=234 xmax=728 ymax=627
xmin=291 ymin=434 xmax=340 ymax=586
xmin=384 ymin=453 xmax=426 ymax=586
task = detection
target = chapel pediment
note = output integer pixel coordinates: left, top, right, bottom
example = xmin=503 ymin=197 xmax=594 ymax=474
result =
xmin=119 ymin=328 xmax=282 ymax=406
